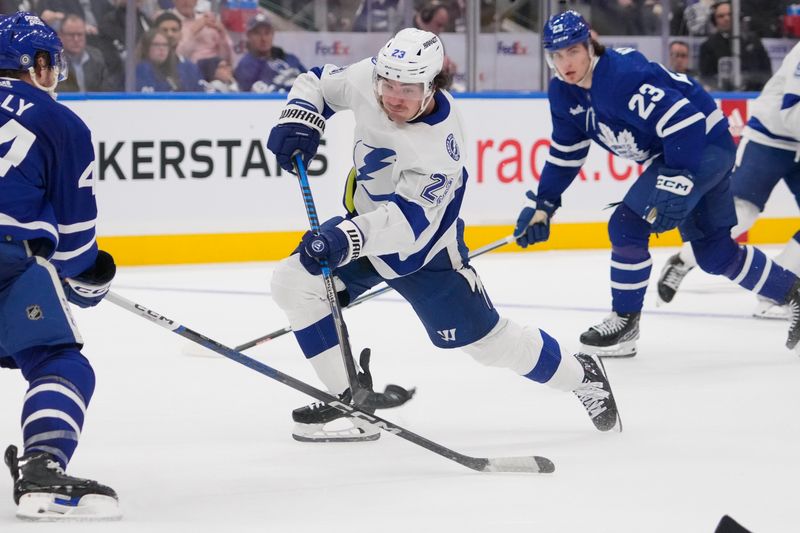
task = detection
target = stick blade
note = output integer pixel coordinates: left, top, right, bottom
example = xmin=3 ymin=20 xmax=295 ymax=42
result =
xmin=481 ymin=455 xmax=555 ymax=474
xmin=354 ymin=384 xmax=416 ymax=409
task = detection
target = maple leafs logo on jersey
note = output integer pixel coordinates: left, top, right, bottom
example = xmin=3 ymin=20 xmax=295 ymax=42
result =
xmin=597 ymin=122 xmax=650 ymax=161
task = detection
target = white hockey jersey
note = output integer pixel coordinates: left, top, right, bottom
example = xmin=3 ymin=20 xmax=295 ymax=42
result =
xmin=743 ymin=41 xmax=800 ymax=152
xmin=286 ymin=57 xmax=468 ymax=279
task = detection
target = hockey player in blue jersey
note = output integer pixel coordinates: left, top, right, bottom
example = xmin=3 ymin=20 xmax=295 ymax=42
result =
xmin=267 ymin=28 xmax=621 ymax=442
xmin=656 ymin=41 xmax=800 ymax=320
xmin=514 ymin=11 xmax=800 ymax=358
xmin=0 ymin=13 xmax=120 ymax=520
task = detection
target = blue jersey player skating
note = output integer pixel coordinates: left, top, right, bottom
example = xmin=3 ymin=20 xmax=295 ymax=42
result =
xmin=0 ymin=13 xmax=119 ymax=521
xmin=514 ymin=11 xmax=800 ymax=358
xmin=656 ymin=41 xmax=800 ymax=320
xmin=267 ymin=28 xmax=621 ymax=442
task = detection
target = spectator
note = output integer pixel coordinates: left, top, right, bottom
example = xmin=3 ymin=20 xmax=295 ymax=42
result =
xmin=699 ymin=0 xmax=771 ymax=91
xmin=37 ymin=0 xmax=109 ymax=34
xmin=153 ymin=11 xmax=204 ymax=86
xmin=352 ymin=0 xmax=401 ymax=32
xmin=135 ymin=28 xmax=202 ymax=91
xmin=58 ymin=14 xmax=121 ymax=91
xmin=413 ymin=0 xmax=448 ymax=33
xmin=98 ymin=0 xmax=152 ymax=60
xmin=682 ymin=0 xmax=714 ymax=36
xmin=171 ymin=0 xmax=233 ymax=64
xmin=154 ymin=11 xmax=182 ymax=51
xmin=233 ymin=13 xmax=305 ymax=93
xmin=413 ymin=1 xmax=458 ymax=90
xmin=198 ymin=55 xmax=239 ymax=92
xmin=668 ymin=40 xmax=697 ymax=77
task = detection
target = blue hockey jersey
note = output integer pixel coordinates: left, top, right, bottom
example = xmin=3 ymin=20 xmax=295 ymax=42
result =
xmin=0 ymin=79 xmax=98 ymax=278
xmin=538 ymin=48 xmax=729 ymax=209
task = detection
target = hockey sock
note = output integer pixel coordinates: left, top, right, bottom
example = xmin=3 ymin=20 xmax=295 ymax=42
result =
xmin=16 ymin=346 xmax=95 ymax=469
xmin=610 ymin=251 xmax=652 ymax=314
xmin=773 ymin=230 xmax=800 ymax=276
xmin=292 ymin=315 xmax=349 ymax=393
xmin=727 ymin=245 xmax=797 ymax=303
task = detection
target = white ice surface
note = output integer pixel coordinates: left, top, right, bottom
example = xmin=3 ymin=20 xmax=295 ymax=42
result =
xmin=1 ymin=247 xmax=798 ymax=533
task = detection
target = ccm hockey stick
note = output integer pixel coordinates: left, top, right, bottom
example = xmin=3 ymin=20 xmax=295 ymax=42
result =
xmin=106 ymin=291 xmax=555 ymax=474
xmin=234 ymin=234 xmax=518 ymax=352
xmin=292 ymin=154 xmax=413 ymax=409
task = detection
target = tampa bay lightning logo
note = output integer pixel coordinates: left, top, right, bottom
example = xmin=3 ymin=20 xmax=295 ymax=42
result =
xmin=20 ymin=54 xmax=31 ymax=67
xmin=446 ymin=133 xmax=460 ymax=161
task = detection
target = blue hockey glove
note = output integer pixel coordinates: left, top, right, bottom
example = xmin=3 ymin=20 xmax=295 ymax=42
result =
xmin=514 ymin=190 xmax=557 ymax=248
xmin=644 ymin=168 xmax=697 ymax=234
xmin=63 ymin=250 xmax=116 ymax=308
xmin=298 ymin=217 xmax=365 ymax=275
xmin=266 ymin=101 xmax=326 ymax=172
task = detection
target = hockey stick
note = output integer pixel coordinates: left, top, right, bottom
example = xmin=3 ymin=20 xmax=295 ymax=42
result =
xmin=106 ymin=290 xmax=555 ymax=474
xmin=234 ymin=234 xmax=517 ymax=352
xmin=292 ymin=154 xmax=413 ymax=409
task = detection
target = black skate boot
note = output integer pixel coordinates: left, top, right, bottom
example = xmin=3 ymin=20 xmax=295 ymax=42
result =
xmin=580 ymin=312 xmax=640 ymax=357
xmin=4 ymin=445 xmax=120 ymax=521
xmin=785 ymin=281 xmax=800 ymax=351
xmin=657 ymin=253 xmax=695 ymax=304
xmin=292 ymin=348 xmax=380 ymax=443
xmin=572 ymin=353 xmax=622 ymax=432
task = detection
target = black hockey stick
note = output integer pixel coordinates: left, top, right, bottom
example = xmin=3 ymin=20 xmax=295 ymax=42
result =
xmin=292 ymin=154 xmax=413 ymax=409
xmin=106 ymin=291 xmax=555 ymax=474
xmin=234 ymin=234 xmax=517 ymax=352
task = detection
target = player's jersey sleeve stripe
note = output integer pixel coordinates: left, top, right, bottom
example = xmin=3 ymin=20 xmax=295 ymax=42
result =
xmin=655 ymin=98 xmax=690 ymax=137
xmin=391 ymin=195 xmax=430 ymax=239
xmin=659 ymin=112 xmax=705 ymax=138
xmin=655 ymin=98 xmax=706 ymax=138
xmin=781 ymin=93 xmax=800 ymax=110
xmin=705 ymin=108 xmax=724 ymax=133
xmin=0 ymin=213 xmax=58 ymax=241
xmin=52 ymin=236 xmax=96 ymax=261
xmin=545 ymin=154 xmax=586 ymax=167
xmin=550 ymin=139 xmax=591 ymax=152
xmin=57 ymin=219 xmax=96 ymax=234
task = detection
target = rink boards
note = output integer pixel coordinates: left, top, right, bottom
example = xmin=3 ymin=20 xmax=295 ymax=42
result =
xmin=60 ymin=93 xmax=799 ymax=265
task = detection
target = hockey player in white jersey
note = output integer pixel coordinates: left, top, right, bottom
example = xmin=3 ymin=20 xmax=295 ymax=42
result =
xmin=267 ymin=28 xmax=621 ymax=442
xmin=514 ymin=11 xmax=800 ymax=358
xmin=656 ymin=41 xmax=800 ymax=319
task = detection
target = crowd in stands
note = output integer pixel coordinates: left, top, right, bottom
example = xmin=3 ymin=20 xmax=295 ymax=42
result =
xmin=0 ymin=0 xmax=797 ymax=93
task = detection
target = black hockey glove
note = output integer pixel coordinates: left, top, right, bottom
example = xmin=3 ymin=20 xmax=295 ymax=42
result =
xmin=63 ymin=250 xmax=116 ymax=308
xmin=266 ymin=100 xmax=325 ymax=172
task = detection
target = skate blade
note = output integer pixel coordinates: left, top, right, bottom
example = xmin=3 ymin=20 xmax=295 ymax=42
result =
xmin=16 ymin=493 xmax=121 ymax=521
xmin=752 ymin=304 xmax=790 ymax=321
xmin=291 ymin=421 xmax=380 ymax=443
xmin=581 ymin=341 xmax=637 ymax=358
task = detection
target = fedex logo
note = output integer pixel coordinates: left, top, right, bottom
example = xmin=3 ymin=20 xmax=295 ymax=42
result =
xmin=497 ymin=41 xmax=528 ymax=55
xmin=315 ymin=41 xmax=350 ymax=56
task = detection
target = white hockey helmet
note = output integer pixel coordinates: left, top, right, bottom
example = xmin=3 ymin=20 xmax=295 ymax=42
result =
xmin=373 ymin=28 xmax=444 ymax=120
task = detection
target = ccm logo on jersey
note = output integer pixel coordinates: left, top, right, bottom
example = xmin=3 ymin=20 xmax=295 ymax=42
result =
xmin=655 ymin=174 xmax=693 ymax=196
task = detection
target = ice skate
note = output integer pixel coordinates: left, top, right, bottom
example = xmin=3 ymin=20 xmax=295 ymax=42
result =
xmin=580 ymin=312 xmax=640 ymax=357
xmin=4 ymin=445 xmax=121 ymax=521
xmin=752 ymin=296 xmax=790 ymax=320
xmin=573 ymin=353 xmax=622 ymax=432
xmin=657 ymin=253 xmax=694 ymax=304
xmin=292 ymin=387 xmax=381 ymax=442
xmin=785 ymin=281 xmax=800 ymax=352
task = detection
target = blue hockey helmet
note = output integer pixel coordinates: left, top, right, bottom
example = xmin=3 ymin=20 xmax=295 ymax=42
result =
xmin=0 ymin=12 xmax=66 ymax=80
xmin=542 ymin=10 xmax=590 ymax=52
